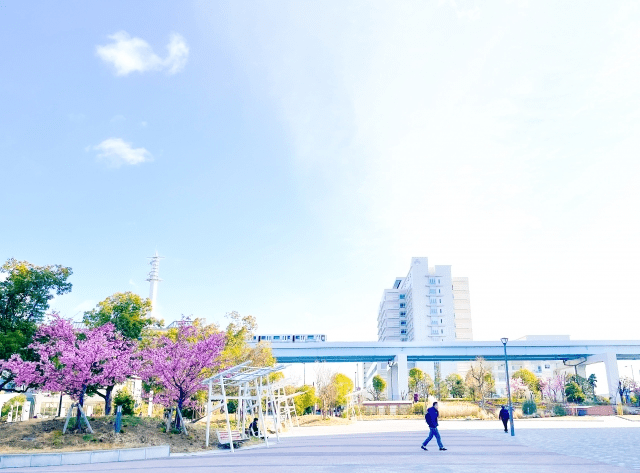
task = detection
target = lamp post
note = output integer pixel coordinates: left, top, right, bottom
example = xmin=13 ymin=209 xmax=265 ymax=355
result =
xmin=501 ymin=337 xmax=515 ymax=436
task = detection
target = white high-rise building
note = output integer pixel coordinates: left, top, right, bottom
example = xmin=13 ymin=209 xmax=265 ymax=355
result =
xmin=378 ymin=257 xmax=469 ymax=344
xmin=368 ymin=257 xmax=473 ymax=399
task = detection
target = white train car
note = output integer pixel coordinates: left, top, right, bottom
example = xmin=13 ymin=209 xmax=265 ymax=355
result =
xmin=252 ymin=334 xmax=326 ymax=343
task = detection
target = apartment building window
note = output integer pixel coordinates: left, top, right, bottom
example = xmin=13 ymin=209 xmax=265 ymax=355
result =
xmin=400 ymin=321 xmax=407 ymax=326
xmin=400 ymin=311 xmax=406 ymax=316
xmin=399 ymin=294 xmax=406 ymax=299
xmin=439 ymin=309 xmax=442 ymax=313
xmin=400 ymin=329 xmax=407 ymax=334
xmin=430 ymin=298 xmax=437 ymax=304
xmin=438 ymin=279 xmax=440 ymax=284
xmin=429 ymin=289 xmax=436 ymax=294
xmin=429 ymin=278 xmax=436 ymax=284
xmin=440 ymin=329 xmax=443 ymax=334
xmin=400 ymin=303 xmax=406 ymax=308
xmin=439 ymin=299 xmax=442 ymax=303
xmin=430 ymin=308 xmax=437 ymax=314
xmin=545 ymin=364 xmax=551 ymax=369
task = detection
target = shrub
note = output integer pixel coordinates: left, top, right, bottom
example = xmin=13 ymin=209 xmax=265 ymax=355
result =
xmin=227 ymin=400 xmax=237 ymax=414
xmin=413 ymin=404 xmax=425 ymax=415
xmin=565 ymin=382 xmax=585 ymax=404
xmin=114 ymin=387 xmax=136 ymax=415
xmin=522 ymin=398 xmax=537 ymax=415
xmin=552 ymin=404 xmax=566 ymax=417
xmin=438 ymin=402 xmax=481 ymax=418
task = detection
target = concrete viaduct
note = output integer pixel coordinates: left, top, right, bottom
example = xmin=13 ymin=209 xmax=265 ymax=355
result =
xmin=267 ymin=340 xmax=640 ymax=402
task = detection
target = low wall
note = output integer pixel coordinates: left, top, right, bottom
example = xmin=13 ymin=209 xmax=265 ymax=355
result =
xmin=565 ymin=405 xmax=615 ymax=416
xmin=0 ymin=445 xmax=170 ymax=469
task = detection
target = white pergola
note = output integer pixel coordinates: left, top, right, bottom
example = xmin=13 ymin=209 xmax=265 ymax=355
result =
xmin=202 ymin=362 xmax=290 ymax=452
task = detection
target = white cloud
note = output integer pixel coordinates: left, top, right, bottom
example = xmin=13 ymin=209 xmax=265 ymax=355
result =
xmin=96 ymin=31 xmax=189 ymax=76
xmin=93 ymin=138 xmax=152 ymax=167
xmin=129 ymin=278 xmax=137 ymax=287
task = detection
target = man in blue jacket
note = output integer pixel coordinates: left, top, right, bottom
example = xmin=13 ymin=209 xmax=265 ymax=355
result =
xmin=421 ymin=401 xmax=447 ymax=451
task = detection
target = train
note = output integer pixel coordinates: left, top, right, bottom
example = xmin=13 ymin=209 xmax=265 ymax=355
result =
xmin=252 ymin=334 xmax=327 ymax=343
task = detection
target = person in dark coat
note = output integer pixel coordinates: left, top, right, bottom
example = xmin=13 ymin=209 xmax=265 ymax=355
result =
xmin=421 ymin=402 xmax=447 ymax=451
xmin=499 ymin=406 xmax=510 ymax=432
xmin=249 ymin=417 xmax=259 ymax=436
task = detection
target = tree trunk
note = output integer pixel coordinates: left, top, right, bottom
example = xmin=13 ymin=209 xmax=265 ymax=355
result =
xmin=75 ymin=387 xmax=86 ymax=432
xmin=175 ymin=399 xmax=183 ymax=431
xmin=104 ymin=386 xmax=114 ymax=416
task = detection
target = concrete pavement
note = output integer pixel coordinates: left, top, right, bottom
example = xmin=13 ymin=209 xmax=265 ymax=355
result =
xmin=5 ymin=417 xmax=640 ymax=472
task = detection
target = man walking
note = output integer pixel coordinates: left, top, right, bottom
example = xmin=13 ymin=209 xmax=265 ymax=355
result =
xmin=499 ymin=405 xmax=509 ymax=432
xmin=421 ymin=401 xmax=447 ymax=451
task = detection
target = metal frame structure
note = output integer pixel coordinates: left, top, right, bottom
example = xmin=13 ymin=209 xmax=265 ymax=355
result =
xmin=202 ymin=363 xmax=290 ymax=453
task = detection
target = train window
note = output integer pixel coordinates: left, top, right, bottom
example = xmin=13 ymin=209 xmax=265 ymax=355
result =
xmin=308 ymin=335 xmax=315 ymax=339
xmin=295 ymin=335 xmax=301 ymax=339
xmin=321 ymin=335 xmax=326 ymax=341
xmin=273 ymin=336 xmax=280 ymax=340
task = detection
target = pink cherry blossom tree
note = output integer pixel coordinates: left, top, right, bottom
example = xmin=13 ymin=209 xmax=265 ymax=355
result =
xmin=510 ymin=377 xmax=528 ymax=400
xmin=2 ymin=314 xmax=137 ymax=430
xmin=543 ymin=373 xmax=567 ymax=403
xmin=140 ymin=322 xmax=225 ymax=429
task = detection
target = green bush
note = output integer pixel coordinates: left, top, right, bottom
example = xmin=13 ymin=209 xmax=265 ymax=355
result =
xmin=227 ymin=400 xmax=237 ymax=414
xmin=114 ymin=387 xmax=136 ymax=415
xmin=565 ymin=382 xmax=585 ymax=404
xmin=522 ymin=398 xmax=537 ymax=415
xmin=552 ymin=404 xmax=566 ymax=417
xmin=413 ymin=403 xmax=425 ymax=415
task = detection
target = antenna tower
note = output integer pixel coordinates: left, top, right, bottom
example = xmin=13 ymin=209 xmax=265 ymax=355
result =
xmin=146 ymin=251 xmax=164 ymax=317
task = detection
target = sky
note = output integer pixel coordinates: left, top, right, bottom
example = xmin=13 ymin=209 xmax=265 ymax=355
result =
xmin=2 ymin=1 xmax=640 ymax=361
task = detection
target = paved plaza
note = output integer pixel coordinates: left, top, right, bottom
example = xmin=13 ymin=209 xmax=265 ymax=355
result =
xmin=5 ymin=417 xmax=640 ymax=472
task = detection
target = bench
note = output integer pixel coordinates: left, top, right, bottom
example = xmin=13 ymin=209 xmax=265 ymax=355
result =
xmin=216 ymin=429 xmax=249 ymax=448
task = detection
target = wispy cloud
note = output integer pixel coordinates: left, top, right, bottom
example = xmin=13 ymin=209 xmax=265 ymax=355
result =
xmin=96 ymin=31 xmax=189 ymax=76
xmin=92 ymin=138 xmax=152 ymax=167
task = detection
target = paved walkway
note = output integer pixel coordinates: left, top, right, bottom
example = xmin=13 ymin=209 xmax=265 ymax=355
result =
xmin=6 ymin=417 xmax=640 ymax=472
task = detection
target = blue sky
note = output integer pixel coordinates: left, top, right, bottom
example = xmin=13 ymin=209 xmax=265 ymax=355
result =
xmin=2 ymin=1 xmax=640 ymax=353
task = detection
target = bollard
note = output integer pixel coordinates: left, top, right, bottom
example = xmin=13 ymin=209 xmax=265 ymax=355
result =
xmin=115 ymin=405 xmax=123 ymax=433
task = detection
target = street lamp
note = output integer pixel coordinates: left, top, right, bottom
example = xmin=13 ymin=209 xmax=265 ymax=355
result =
xmin=501 ymin=337 xmax=515 ymax=436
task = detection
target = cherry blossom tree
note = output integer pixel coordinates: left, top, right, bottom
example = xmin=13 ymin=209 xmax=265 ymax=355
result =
xmin=1 ymin=314 xmax=137 ymax=430
xmin=140 ymin=322 xmax=225 ymax=429
xmin=543 ymin=373 xmax=567 ymax=403
xmin=509 ymin=377 xmax=528 ymax=400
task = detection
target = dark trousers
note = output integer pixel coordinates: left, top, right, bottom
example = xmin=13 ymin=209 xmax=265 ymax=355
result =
xmin=422 ymin=427 xmax=444 ymax=448
xmin=501 ymin=418 xmax=508 ymax=431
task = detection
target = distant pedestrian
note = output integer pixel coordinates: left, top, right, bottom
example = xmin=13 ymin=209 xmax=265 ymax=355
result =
xmin=499 ymin=406 xmax=509 ymax=432
xmin=421 ymin=401 xmax=447 ymax=451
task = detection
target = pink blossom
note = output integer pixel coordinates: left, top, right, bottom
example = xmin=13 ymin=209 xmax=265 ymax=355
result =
xmin=140 ymin=323 xmax=225 ymax=411
xmin=2 ymin=314 xmax=138 ymax=406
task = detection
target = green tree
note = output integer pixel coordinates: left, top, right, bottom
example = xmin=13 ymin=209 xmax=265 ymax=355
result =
xmin=438 ymin=380 xmax=450 ymax=399
xmin=409 ymin=367 xmax=433 ymax=405
xmin=0 ymin=259 xmax=72 ymax=353
xmin=294 ymin=385 xmax=317 ymax=415
xmin=83 ymin=292 xmax=160 ymax=415
xmin=114 ymin=387 xmax=136 ymax=415
xmin=512 ymin=369 xmax=540 ymax=394
xmin=332 ymin=373 xmax=354 ymax=407
xmin=0 ymin=259 xmax=72 ymax=390
xmin=371 ymin=375 xmax=386 ymax=401
xmin=445 ymin=373 xmax=466 ymax=398
xmin=565 ymin=382 xmax=586 ymax=403
xmin=83 ymin=292 xmax=160 ymax=340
